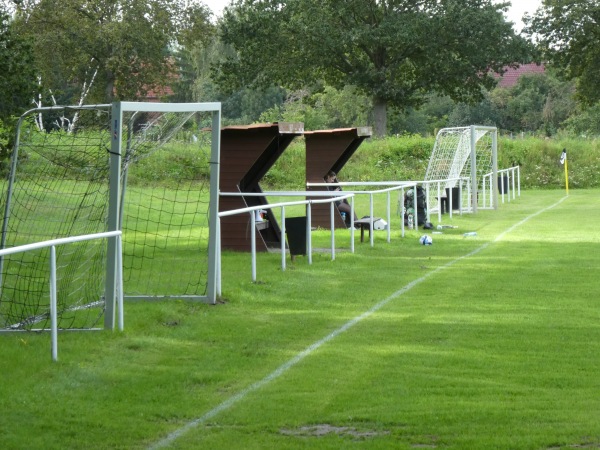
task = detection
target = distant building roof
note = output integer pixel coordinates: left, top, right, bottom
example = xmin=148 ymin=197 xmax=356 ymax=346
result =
xmin=145 ymin=85 xmax=174 ymax=102
xmin=495 ymin=63 xmax=546 ymax=88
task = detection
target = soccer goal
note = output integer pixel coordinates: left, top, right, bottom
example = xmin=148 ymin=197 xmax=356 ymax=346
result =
xmin=0 ymin=102 xmax=221 ymax=333
xmin=424 ymin=125 xmax=498 ymax=214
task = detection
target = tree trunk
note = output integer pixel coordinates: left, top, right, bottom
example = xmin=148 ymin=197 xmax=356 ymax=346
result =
xmin=372 ymin=96 xmax=387 ymax=138
xmin=105 ymin=72 xmax=115 ymax=103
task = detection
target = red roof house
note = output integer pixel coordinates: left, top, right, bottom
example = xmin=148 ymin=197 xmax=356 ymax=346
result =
xmin=494 ymin=63 xmax=546 ymax=88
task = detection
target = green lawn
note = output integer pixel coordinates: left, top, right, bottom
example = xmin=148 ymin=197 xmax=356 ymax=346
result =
xmin=1 ymin=189 xmax=599 ymax=450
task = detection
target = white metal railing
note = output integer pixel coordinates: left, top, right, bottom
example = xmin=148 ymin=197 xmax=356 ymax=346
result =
xmin=218 ymin=182 xmax=417 ymax=290
xmin=313 ymin=179 xmax=468 ymax=226
xmin=0 ymin=230 xmax=123 ymax=361
xmin=485 ymin=166 xmax=520 ymax=205
xmin=417 ymin=177 xmax=467 ymax=224
xmin=306 ymin=181 xmax=419 ymax=239
xmin=414 ymin=166 xmax=521 ymax=223
xmin=218 ymin=194 xmax=355 ymax=290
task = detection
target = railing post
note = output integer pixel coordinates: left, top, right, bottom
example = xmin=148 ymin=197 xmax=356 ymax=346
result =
xmin=369 ymin=193 xmax=374 ymax=246
xmin=400 ymin=189 xmax=405 ymax=237
xmin=512 ymin=167 xmax=517 ymax=200
xmin=330 ymin=202 xmax=335 ymax=260
xmin=280 ymin=206 xmax=286 ymax=271
xmin=449 ymin=180 xmax=454 ymax=220
xmin=117 ymin=235 xmax=124 ymax=332
xmin=500 ymin=170 xmax=505 ymax=204
xmin=50 ymin=245 xmax=58 ymax=362
xmin=482 ymin=175 xmax=488 ymax=209
xmin=250 ymin=211 xmax=256 ymax=282
xmin=436 ymin=181 xmax=442 ymax=223
xmin=386 ymin=191 xmax=391 ymax=243
xmin=350 ymin=197 xmax=355 ymax=253
xmin=307 ymin=203 xmax=312 ymax=265
xmin=459 ymin=180 xmax=463 ymax=216
xmin=217 ymin=218 xmax=222 ymax=297
xmin=412 ymin=185 xmax=418 ymax=230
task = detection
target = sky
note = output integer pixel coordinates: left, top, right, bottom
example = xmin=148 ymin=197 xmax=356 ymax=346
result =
xmin=497 ymin=0 xmax=544 ymax=31
xmin=203 ymin=0 xmax=544 ymax=30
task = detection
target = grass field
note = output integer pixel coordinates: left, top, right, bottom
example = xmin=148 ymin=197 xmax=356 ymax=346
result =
xmin=1 ymin=189 xmax=600 ymax=449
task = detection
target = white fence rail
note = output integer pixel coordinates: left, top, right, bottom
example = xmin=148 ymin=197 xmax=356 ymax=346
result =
xmin=218 ymin=194 xmax=354 ymax=290
xmin=0 ymin=230 xmax=123 ymax=361
xmin=488 ymin=165 xmax=521 ymax=204
xmin=306 ymin=181 xmax=419 ymax=237
xmin=386 ymin=166 xmax=521 ymax=224
xmin=217 ymin=171 xmax=519 ymax=290
xmin=218 ymin=182 xmax=418 ymax=289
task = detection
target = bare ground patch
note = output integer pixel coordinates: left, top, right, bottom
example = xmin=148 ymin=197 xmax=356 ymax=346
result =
xmin=280 ymin=423 xmax=390 ymax=439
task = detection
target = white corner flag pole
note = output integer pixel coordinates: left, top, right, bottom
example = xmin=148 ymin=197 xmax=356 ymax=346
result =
xmin=560 ymin=149 xmax=569 ymax=195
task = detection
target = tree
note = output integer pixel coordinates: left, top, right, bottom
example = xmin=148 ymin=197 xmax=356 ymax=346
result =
xmin=448 ymin=93 xmax=501 ymax=128
xmin=0 ymin=7 xmax=36 ymax=118
xmin=562 ymin=103 xmax=600 ymax=136
xmin=506 ymin=72 xmax=576 ymax=134
xmin=13 ymin=0 xmax=214 ymax=104
xmin=387 ymin=94 xmax=455 ymax=135
xmin=259 ymin=85 xmax=371 ymax=130
xmin=525 ymin=0 xmax=600 ymax=106
xmin=0 ymin=5 xmax=37 ymax=160
xmin=216 ymin=0 xmax=530 ymax=136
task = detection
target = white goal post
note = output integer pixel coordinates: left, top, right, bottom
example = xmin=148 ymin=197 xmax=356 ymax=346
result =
xmin=0 ymin=101 xmax=221 ymax=333
xmin=424 ymin=125 xmax=498 ymax=214
xmin=105 ymin=102 xmax=222 ymax=328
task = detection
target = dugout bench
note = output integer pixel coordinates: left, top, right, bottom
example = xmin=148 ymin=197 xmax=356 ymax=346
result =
xmin=219 ymin=122 xmax=304 ymax=252
xmin=305 ymin=127 xmax=372 ymax=229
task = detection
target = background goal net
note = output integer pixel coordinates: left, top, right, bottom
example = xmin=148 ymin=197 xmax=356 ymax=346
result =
xmin=424 ymin=126 xmax=497 ymax=214
xmin=0 ymin=102 xmax=221 ymax=332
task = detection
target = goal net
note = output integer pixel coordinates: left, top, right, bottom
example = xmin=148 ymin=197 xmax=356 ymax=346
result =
xmin=0 ymin=102 xmax=221 ymax=332
xmin=424 ymin=126 xmax=497 ymax=214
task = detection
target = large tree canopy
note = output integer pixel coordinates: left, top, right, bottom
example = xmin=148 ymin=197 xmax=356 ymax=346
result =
xmin=12 ymin=0 xmax=214 ymax=104
xmin=217 ymin=0 xmax=531 ymax=136
xmin=526 ymin=0 xmax=600 ymax=107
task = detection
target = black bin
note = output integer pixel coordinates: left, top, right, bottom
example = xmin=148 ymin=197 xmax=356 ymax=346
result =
xmin=445 ymin=187 xmax=461 ymax=211
xmin=285 ymin=217 xmax=307 ymax=257
xmin=498 ymin=175 xmax=509 ymax=193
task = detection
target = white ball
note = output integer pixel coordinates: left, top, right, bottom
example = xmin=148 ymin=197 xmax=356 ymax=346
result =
xmin=419 ymin=235 xmax=433 ymax=245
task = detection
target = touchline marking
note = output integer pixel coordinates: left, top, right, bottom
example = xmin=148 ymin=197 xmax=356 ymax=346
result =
xmin=148 ymin=196 xmax=568 ymax=449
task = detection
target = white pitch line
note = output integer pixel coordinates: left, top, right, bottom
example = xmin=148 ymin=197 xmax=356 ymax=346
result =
xmin=148 ymin=196 xmax=568 ymax=449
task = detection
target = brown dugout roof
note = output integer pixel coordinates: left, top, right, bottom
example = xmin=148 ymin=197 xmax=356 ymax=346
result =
xmin=219 ymin=122 xmax=304 ymax=252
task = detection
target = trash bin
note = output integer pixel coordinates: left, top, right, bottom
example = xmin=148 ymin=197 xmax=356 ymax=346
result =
xmin=285 ymin=217 xmax=307 ymax=257
xmin=498 ymin=175 xmax=509 ymax=193
xmin=445 ymin=187 xmax=461 ymax=212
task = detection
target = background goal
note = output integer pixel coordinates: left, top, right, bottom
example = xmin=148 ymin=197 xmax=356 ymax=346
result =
xmin=0 ymin=102 xmax=221 ymax=332
xmin=424 ymin=126 xmax=498 ymax=214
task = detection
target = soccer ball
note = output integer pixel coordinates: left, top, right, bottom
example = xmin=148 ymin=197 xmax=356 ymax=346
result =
xmin=419 ymin=234 xmax=433 ymax=245
xmin=373 ymin=219 xmax=388 ymax=230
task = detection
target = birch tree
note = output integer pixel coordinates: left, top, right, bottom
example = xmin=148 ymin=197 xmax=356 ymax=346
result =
xmin=12 ymin=0 xmax=214 ymax=105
